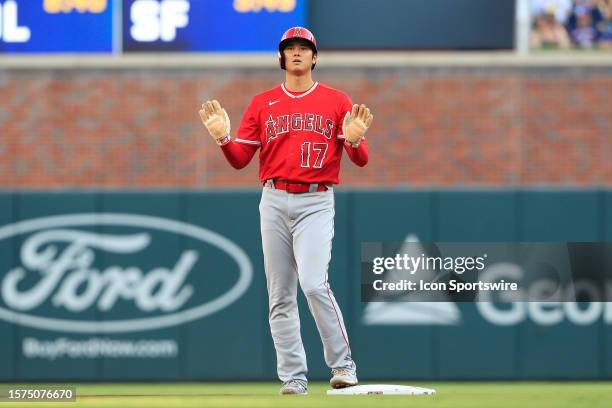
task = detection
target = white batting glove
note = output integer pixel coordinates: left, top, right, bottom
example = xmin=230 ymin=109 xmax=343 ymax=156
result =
xmin=342 ymin=104 xmax=374 ymax=145
xmin=199 ymin=100 xmax=231 ymax=144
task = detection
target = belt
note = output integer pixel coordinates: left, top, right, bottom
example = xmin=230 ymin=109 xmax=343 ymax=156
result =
xmin=265 ymin=179 xmax=329 ymax=194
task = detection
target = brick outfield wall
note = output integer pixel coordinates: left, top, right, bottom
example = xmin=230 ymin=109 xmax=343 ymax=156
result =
xmin=0 ymin=66 xmax=610 ymax=189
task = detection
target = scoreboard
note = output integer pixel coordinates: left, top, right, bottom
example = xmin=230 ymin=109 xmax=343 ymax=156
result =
xmin=0 ymin=0 xmax=113 ymax=52
xmin=124 ymin=0 xmax=305 ymax=52
xmin=0 ymin=1 xmax=514 ymax=54
xmin=0 ymin=0 xmax=306 ymax=53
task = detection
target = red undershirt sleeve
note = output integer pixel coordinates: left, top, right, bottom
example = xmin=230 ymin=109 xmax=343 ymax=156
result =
xmin=220 ymin=141 xmax=259 ymax=170
xmin=218 ymin=97 xmax=261 ymax=169
xmin=343 ymin=139 xmax=369 ymax=167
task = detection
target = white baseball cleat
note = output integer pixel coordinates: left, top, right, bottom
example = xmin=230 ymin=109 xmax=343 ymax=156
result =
xmin=330 ymin=368 xmax=358 ymax=389
xmin=279 ymin=379 xmax=308 ymax=395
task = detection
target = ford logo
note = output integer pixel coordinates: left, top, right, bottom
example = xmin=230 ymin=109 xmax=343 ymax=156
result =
xmin=0 ymin=214 xmax=253 ymax=333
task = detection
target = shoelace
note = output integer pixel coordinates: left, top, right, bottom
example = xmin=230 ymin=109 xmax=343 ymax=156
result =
xmin=284 ymin=380 xmax=306 ymax=390
xmin=332 ymin=368 xmax=353 ymax=376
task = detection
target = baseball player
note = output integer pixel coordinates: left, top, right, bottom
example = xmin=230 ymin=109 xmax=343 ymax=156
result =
xmin=198 ymin=27 xmax=373 ymax=395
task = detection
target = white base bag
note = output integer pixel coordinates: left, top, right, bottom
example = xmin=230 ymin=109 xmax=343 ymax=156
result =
xmin=327 ymin=384 xmax=436 ymax=396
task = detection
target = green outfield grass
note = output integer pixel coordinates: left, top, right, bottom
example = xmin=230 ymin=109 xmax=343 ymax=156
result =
xmin=1 ymin=382 xmax=611 ymax=408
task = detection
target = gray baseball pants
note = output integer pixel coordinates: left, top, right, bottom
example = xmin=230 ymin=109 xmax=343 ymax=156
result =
xmin=259 ymin=185 xmax=355 ymax=383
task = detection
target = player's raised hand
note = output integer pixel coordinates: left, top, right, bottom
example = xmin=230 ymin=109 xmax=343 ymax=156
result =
xmin=342 ymin=104 xmax=373 ymax=144
xmin=199 ymin=100 xmax=231 ymax=142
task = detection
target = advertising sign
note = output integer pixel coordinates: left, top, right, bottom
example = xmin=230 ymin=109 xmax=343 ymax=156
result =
xmin=1 ymin=191 xmax=611 ymax=381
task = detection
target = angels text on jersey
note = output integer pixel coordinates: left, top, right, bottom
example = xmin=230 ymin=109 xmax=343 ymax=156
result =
xmin=265 ymin=113 xmax=335 ymax=143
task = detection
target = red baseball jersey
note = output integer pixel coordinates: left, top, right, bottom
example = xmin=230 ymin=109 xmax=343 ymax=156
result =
xmin=220 ymin=82 xmax=368 ymax=184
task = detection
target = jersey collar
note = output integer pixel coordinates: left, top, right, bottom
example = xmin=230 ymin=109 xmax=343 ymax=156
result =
xmin=281 ymin=82 xmax=319 ymax=99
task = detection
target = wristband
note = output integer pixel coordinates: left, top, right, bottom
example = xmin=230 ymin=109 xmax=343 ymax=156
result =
xmin=345 ymin=138 xmax=362 ymax=148
xmin=216 ymin=134 xmax=231 ymax=146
